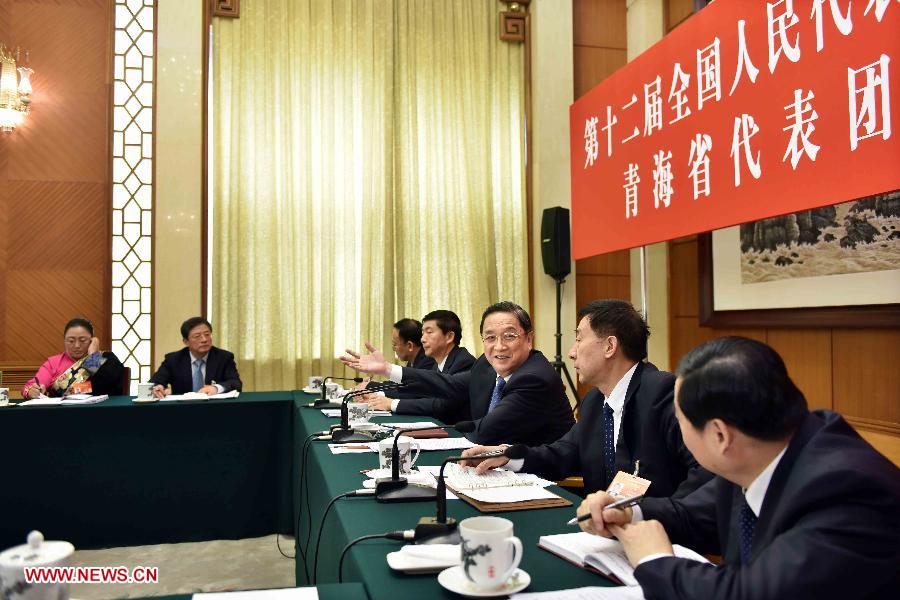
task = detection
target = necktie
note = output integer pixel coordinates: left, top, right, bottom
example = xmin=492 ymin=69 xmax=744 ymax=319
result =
xmin=487 ymin=377 xmax=506 ymax=412
xmin=192 ymin=359 xmax=205 ymax=392
xmin=603 ymin=402 xmax=616 ymax=486
xmin=738 ymin=498 xmax=758 ymax=565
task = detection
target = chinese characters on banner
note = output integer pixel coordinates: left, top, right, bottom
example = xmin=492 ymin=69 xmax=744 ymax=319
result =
xmin=569 ymin=0 xmax=900 ymax=259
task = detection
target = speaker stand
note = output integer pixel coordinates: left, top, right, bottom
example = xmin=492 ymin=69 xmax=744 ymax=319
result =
xmin=552 ymin=276 xmax=580 ymax=410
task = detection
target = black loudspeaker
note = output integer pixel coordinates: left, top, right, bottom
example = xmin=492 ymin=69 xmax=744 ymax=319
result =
xmin=540 ymin=207 xmax=571 ymax=279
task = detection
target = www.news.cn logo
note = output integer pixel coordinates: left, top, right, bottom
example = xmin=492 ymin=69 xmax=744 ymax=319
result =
xmin=24 ymin=566 xmax=158 ymax=584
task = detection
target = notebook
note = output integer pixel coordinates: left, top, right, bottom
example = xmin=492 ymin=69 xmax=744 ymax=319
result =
xmin=538 ymin=532 xmax=710 ymax=586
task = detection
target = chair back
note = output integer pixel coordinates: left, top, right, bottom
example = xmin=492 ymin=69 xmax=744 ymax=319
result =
xmin=121 ymin=366 xmax=132 ymax=395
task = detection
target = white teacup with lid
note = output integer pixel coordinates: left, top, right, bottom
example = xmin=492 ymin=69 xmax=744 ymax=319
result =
xmin=0 ymin=531 xmax=74 ymax=600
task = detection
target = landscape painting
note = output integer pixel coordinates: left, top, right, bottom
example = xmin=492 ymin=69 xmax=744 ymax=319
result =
xmin=738 ymin=192 xmax=900 ymax=284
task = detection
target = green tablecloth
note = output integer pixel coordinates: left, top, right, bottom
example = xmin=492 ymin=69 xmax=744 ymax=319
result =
xmin=130 ymin=583 xmax=368 ymax=600
xmin=1 ymin=392 xmax=295 ymax=549
xmin=291 ymin=398 xmax=617 ymax=598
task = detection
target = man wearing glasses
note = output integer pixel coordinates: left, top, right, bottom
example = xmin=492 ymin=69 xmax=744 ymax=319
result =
xmin=342 ymin=301 xmax=574 ymax=445
xmin=149 ymin=316 xmax=242 ymax=399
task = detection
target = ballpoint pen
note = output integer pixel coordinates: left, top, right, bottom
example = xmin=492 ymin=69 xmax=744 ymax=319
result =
xmin=566 ymin=494 xmax=645 ymax=526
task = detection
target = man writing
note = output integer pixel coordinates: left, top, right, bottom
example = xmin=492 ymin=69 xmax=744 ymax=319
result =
xmin=368 ymin=310 xmax=476 ymax=422
xmin=342 ymin=301 xmax=574 ymax=446
xmin=462 ymin=300 xmax=710 ymax=497
xmin=149 ymin=317 xmax=242 ymax=398
xmin=577 ymin=337 xmax=899 ymax=599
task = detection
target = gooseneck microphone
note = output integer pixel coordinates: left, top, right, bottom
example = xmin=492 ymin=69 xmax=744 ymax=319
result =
xmin=410 ymin=444 xmax=525 ymax=545
xmin=374 ymin=421 xmax=476 ymax=503
xmin=313 ymin=376 xmax=365 ymax=407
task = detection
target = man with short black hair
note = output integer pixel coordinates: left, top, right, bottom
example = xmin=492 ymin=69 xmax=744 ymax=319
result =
xmin=343 ymin=301 xmax=574 ymax=446
xmin=149 ymin=317 xmax=242 ymax=398
xmin=578 ymin=337 xmax=900 ymax=599
xmin=391 ymin=318 xmax=435 ymax=370
xmin=463 ymin=299 xmax=710 ymax=497
xmin=369 ymin=310 xmax=476 ymax=421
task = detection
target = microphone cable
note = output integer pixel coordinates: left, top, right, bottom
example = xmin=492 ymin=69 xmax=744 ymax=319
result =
xmin=296 ymin=432 xmax=325 ymax=579
xmin=337 ymin=531 xmax=412 ymax=583
xmin=312 ymin=489 xmax=375 ymax=584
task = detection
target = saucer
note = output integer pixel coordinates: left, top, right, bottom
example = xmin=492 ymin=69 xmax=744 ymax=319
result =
xmin=437 ymin=566 xmax=530 ymax=598
xmin=302 ymin=386 xmax=323 ymax=394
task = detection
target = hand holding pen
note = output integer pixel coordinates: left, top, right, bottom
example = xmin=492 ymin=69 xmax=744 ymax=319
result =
xmin=572 ymin=492 xmax=643 ymax=537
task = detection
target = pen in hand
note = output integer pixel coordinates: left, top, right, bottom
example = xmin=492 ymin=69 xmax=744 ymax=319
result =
xmin=566 ymin=494 xmax=644 ymax=526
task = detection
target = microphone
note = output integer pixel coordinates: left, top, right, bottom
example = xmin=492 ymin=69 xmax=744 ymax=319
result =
xmin=374 ymin=421 xmax=474 ymax=503
xmin=312 ymin=376 xmax=365 ymax=407
xmin=330 ymin=383 xmax=405 ymax=443
xmin=412 ymin=445 xmax=523 ymax=545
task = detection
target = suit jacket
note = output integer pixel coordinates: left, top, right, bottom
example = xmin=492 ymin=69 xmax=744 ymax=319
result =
xmin=635 ymin=410 xmax=900 ymax=600
xmin=149 ymin=346 xmax=242 ymax=394
xmin=394 ymin=346 xmax=477 ymax=420
xmin=521 ymin=362 xmax=711 ymax=496
xmin=410 ymin=350 xmax=436 ymax=370
xmin=399 ymin=350 xmax=574 ymax=446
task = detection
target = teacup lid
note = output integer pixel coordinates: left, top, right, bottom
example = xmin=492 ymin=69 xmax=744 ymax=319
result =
xmin=0 ymin=531 xmax=74 ymax=568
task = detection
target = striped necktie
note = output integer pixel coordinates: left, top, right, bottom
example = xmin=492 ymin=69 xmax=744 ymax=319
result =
xmin=487 ymin=377 xmax=506 ymax=412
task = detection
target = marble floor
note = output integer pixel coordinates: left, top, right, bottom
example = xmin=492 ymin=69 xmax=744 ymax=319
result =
xmin=69 ymin=535 xmax=296 ymax=600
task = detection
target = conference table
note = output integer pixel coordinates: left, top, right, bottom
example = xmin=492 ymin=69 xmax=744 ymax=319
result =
xmin=1 ymin=392 xmax=295 ymax=549
xmin=293 ymin=398 xmax=617 ymax=598
xmin=2 ymin=390 xmax=621 ymax=598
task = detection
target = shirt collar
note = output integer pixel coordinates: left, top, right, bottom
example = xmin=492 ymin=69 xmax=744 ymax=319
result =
xmin=437 ymin=356 xmax=448 ymax=372
xmin=603 ymin=362 xmax=639 ymax=415
xmin=190 ymin=352 xmax=208 ymax=363
xmin=743 ymin=446 xmax=788 ymax=516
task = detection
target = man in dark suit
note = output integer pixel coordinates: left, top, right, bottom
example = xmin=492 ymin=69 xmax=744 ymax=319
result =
xmin=462 ymin=300 xmax=710 ymax=497
xmin=577 ymin=337 xmax=900 ymax=600
xmin=342 ymin=301 xmax=574 ymax=446
xmin=369 ymin=310 xmax=476 ymax=422
xmin=390 ymin=318 xmax=436 ymax=371
xmin=149 ymin=317 xmax=242 ymax=398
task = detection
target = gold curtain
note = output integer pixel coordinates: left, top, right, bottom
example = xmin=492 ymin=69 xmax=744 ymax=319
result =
xmin=212 ymin=0 xmax=527 ymax=390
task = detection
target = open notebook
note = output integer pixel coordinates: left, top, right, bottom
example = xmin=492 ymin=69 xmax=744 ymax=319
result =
xmin=539 ymin=532 xmax=710 ymax=586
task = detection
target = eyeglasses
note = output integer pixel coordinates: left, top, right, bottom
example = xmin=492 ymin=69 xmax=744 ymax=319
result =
xmin=481 ymin=331 xmax=523 ymax=345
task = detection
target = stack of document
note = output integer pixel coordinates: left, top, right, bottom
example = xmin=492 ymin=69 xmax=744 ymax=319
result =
xmin=160 ymin=390 xmax=240 ymax=402
xmin=20 ymin=394 xmax=109 ymax=406
xmin=443 ymin=463 xmax=559 ymax=503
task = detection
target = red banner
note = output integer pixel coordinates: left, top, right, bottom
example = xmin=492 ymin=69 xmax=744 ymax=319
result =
xmin=569 ymin=0 xmax=900 ymax=259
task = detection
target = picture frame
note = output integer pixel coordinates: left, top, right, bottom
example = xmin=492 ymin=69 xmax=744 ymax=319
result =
xmin=698 ymin=230 xmax=900 ymax=329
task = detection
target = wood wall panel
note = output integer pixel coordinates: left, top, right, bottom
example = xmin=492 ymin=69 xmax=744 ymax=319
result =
xmin=665 ymin=0 xmax=694 ymax=31
xmin=574 ymin=0 xmax=627 ymax=48
xmin=574 ymin=46 xmax=628 ymax=98
xmin=573 ymin=0 xmax=629 ymax=399
xmin=767 ymin=330 xmax=833 ymax=411
xmin=0 ymin=0 xmax=111 ymax=366
xmin=832 ymin=329 xmax=900 ymax=431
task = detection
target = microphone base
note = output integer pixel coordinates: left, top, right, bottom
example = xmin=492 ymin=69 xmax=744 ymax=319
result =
xmin=414 ymin=517 xmax=459 ymax=545
xmin=330 ymin=428 xmax=377 ymax=443
xmin=309 ymin=400 xmax=343 ymax=409
xmin=375 ymin=478 xmax=437 ymax=503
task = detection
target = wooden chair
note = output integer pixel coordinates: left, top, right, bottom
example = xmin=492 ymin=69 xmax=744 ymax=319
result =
xmin=121 ymin=366 xmax=132 ymax=395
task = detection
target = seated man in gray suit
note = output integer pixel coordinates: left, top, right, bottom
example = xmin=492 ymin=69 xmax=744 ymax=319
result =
xmin=368 ymin=310 xmax=476 ymax=422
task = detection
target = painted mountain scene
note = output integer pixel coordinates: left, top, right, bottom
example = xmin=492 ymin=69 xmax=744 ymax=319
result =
xmin=739 ymin=192 xmax=900 ymax=284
